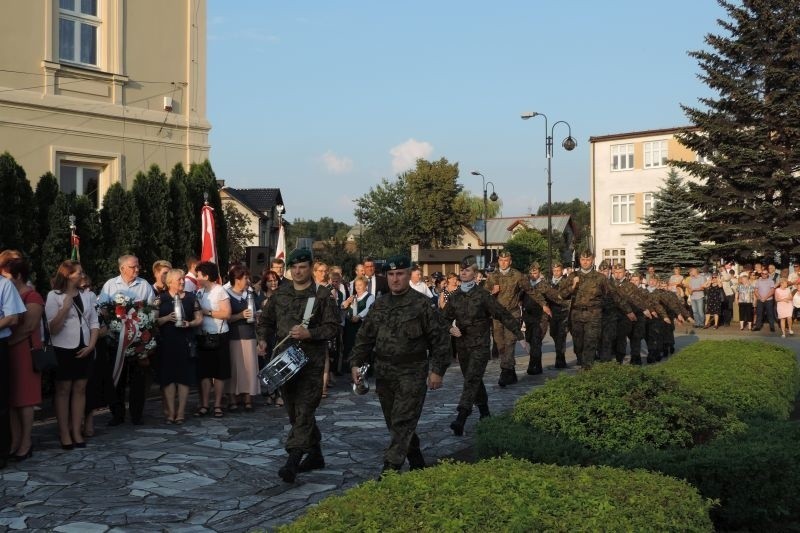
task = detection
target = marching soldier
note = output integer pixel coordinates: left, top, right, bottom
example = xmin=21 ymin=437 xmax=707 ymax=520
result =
xmin=256 ymin=249 xmax=340 ymax=483
xmin=644 ymin=275 xmax=687 ymax=361
xmin=521 ymin=262 xmax=560 ymax=375
xmin=441 ymin=255 xmax=528 ymax=436
xmin=349 ymin=256 xmax=451 ymax=474
xmin=611 ymin=266 xmax=656 ymax=365
xmin=598 ymin=260 xmax=617 ymax=362
xmin=549 ymin=261 xmax=571 ymax=369
xmin=560 ymin=250 xmax=634 ymax=369
xmin=486 ymin=250 xmax=550 ymax=386
xmin=657 ymin=278 xmax=691 ymax=355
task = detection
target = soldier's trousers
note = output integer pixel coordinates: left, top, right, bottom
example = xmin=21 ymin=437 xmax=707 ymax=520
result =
xmin=598 ymin=309 xmax=618 ymax=362
xmin=662 ymin=319 xmax=676 ymax=354
xmin=375 ymin=363 xmax=429 ymax=467
xmin=615 ymin=313 xmax=644 ymax=363
xmin=455 ymin=345 xmax=489 ymax=412
xmin=523 ymin=314 xmax=548 ymax=370
xmin=282 ymin=361 xmax=324 ymax=452
xmin=645 ymin=319 xmax=665 ymax=362
xmin=492 ymin=313 xmax=520 ymax=370
xmin=549 ymin=308 xmax=569 ymax=365
xmin=571 ymin=309 xmax=602 ymax=368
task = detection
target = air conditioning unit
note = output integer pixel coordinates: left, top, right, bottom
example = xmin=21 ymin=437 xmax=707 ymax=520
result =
xmin=163 ymin=96 xmax=173 ymax=112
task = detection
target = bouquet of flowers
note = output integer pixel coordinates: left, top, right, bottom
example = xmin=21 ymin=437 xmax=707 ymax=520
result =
xmin=101 ymin=293 xmax=158 ymax=360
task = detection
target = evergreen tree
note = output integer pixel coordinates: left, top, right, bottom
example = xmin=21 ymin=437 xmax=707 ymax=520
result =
xmin=504 ymin=229 xmax=549 ymax=272
xmin=39 ymin=193 xmax=100 ymax=285
xmin=99 ymin=183 xmax=141 ymax=282
xmin=71 ymin=195 xmax=102 ymax=283
xmin=31 ymin=172 xmax=60 ymax=289
xmin=637 ymin=170 xmax=707 ymax=274
xmin=674 ymin=0 xmax=800 ymax=264
xmin=188 ymin=160 xmax=228 ymax=273
xmin=168 ymin=163 xmax=194 ymax=268
xmin=0 ymin=152 xmax=35 ymax=253
xmin=40 ymin=193 xmax=71 ymax=288
xmin=131 ymin=164 xmax=172 ymax=281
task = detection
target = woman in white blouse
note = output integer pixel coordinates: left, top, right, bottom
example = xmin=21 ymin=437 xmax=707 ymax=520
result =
xmin=46 ymin=261 xmax=99 ymax=450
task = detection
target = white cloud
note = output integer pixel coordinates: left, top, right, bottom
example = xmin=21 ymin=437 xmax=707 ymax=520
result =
xmin=322 ymin=150 xmax=353 ymax=174
xmin=389 ymin=138 xmax=433 ymax=174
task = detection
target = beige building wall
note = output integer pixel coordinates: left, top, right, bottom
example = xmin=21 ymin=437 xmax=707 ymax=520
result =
xmin=220 ymin=191 xmax=261 ymax=249
xmin=0 ymin=0 xmax=210 ymax=204
xmin=590 ymin=128 xmax=700 ymax=269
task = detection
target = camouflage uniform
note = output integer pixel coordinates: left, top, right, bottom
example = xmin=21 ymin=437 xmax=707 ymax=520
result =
xmin=349 ymin=286 xmax=451 ymax=470
xmin=642 ymin=288 xmax=670 ymax=363
xmin=521 ymin=274 xmax=561 ymax=374
xmin=598 ymin=265 xmax=617 ymax=362
xmin=257 ymin=283 xmax=340 ymax=454
xmin=548 ymin=274 xmax=571 ymax=368
xmin=560 ymin=269 xmax=632 ymax=369
xmin=651 ymin=287 xmax=688 ymax=358
xmin=441 ymin=285 xmax=521 ymax=416
xmin=612 ymin=279 xmax=655 ymax=364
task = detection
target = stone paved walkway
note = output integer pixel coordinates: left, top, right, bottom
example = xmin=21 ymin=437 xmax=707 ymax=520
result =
xmin=1 ymin=329 xmax=797 ymax=532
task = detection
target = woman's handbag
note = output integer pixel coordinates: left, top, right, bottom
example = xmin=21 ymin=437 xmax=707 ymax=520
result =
xmin=196 ymin=331 xmax=221 ymax=350
xmin=31 ymin=312 xmax=57 ymax=373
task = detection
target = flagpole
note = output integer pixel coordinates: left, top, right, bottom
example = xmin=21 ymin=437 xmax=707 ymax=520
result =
xmin=69 ymin=214 xmax=80 ymax=261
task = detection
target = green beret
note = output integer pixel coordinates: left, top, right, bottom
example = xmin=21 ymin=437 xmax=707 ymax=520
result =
xmin=528 ymin=261 xmax=541 ymax=271
xmin=552 ymin=260 xmax=563 ymax=268
xmin=286 ymin=248 xmax=313 ymax=266
xmin=498 ymin=250 xmax=512 ymax=258
xmin=383 ymin=255 xmax=411 ymax=272
xmin=599 ymin=260 xmax=611 ymax=270
xmin=580 ymin=249 xmax=595 ymax=259
xmin=460 ymin=255 xmax=478 ymax=269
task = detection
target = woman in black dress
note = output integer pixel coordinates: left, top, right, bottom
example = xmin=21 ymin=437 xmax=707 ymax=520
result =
xmin=704 ymin=273 xmax=726 ymax=329
xmin=155 ymin=269 xmax=202 ymax=423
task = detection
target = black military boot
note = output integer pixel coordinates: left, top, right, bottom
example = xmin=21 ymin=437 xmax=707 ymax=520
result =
xmin=278 ymin=449 xmax=304 ymax=483
xmin=498 ymin=369 xmax=518 ymax=387
xmin=407 ymin=448 xmax=427 ymax=470
xmin=379 ymin=461 xmax=402 ymax=480
xmin=477 ymin=404 xmax=491 ymax=419
xmin=449 ymin=408 xmax=471 ymax=436
xmin=554 ymin=353 xmax=568 ymax=369
xmin=526 ymin=356 xmax=543 ymax=375
xmin=297 ymin=444 xmax=325 ymax=473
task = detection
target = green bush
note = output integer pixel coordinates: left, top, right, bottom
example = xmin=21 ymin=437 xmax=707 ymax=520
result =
xmin=280 ymin=457 xmax=713 ymax=532
xmin=654 ymin=340 xmax=800 ymax=420
xmin=512 ymin=363 xmax=744 ymax=452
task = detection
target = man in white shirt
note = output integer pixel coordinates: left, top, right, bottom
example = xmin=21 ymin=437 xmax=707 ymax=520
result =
xmin=99 ymin=255 xmax=156 ymax=426
xmin=409 ymin=265 xmax=433 ymax=298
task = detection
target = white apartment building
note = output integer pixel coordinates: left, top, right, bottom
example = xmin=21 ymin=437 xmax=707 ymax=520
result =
xmin=589 ymin=127 xmax=699 ymax=268
xmin=0 ymin=0 xmax=210 ymax=206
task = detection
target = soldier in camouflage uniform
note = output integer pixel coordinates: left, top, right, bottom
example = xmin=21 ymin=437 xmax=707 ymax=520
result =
xmin=486 ymin=250 xmax=550 ymax=386
xmin=612 ymin=267 xmax=657 ymax=365
xmin=657 ymin=278 xmax=691 ymax=355
xmin=597 ymin=261 xmax=619 ymax=362
xmin=643 ymin=275 xmax=685 ymax=362
xmin=548 ymin=261 xmax=571 ymax=369
xmin=560 ymin=250 xmax=634 ymax=369
xmin=256 ymin=248 xmax=340 ymax=483
xmin=441 ymin=256 xmax=529 ymax=436
xmin=521 ymin=262 xmax=561 ymax=375
xmin=349 ymin=256 xmax=451 ymax=473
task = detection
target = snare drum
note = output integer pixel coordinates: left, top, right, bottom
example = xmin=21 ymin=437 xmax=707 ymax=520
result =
xmin=258 ymin=345 xmax=308 ymax=394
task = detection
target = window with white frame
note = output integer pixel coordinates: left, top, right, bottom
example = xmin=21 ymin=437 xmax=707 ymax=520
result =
xmin=59 ymin=0 xmax=99 ymax=67
xmin=644 ymin=140 xmax=668 ymax=168
xmin=643 ymin=192 xmax=655 ymax=219
xmin=611 ymin=144 xmax=634 ymax=171
xmin=611 ymin=194 xmax=635 ymax=224
xmin=59 ymin=162 xmax=101 ymax=208
xmin=603 ymin=249 xmax=626 ymax=268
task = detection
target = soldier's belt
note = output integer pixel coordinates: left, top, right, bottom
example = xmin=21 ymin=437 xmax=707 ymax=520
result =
xmin=375 ymin=352 xmax=428 ymax=364
xmin=574 ymin=305 xmax=601 ymax=311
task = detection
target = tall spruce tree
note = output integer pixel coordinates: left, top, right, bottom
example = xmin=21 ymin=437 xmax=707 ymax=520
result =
xmin=40 ymin=193 xmax=101 ymax=286
xmin=674 ymin=0 xmax=800 ymax=264
xmin=168 ymin=162 xmax=194 ymax=268
xmin=188 ymin=160 xmax=228 ymax=273
xmin=99 ymin=183 xmax=141 ymax=282
xmin=32 ymin=172 xmax=60 ymax=290
xmin=0 ymin=152 xmax=35 ymax=253
xmin=131 ymin=164 xmax=172 ymax=281
xmin=637 ymin=170 xmax=707 ymax=274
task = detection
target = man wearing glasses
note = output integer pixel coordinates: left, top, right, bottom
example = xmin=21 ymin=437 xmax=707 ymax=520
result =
xmin=98 ymin=255 xmax=156 ymax=426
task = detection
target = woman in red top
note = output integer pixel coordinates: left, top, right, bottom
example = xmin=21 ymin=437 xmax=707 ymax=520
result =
xmin=3 ymin=257 xmax=43 ymax=462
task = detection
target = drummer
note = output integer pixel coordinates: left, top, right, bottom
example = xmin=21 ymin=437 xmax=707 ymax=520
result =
xmin=256 ymin=248 xmax=340 ymax=483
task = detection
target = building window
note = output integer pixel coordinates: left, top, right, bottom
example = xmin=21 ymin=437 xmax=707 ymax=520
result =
xmin=643 ymin=192 xmax=655 ymax=219
xmin=603 ymin=249 xmax=626 ymax=269
xmin=59 ymin=162 xmax=101 ymax=208
xmin=611 ymin=194 xmax=635 ymax=224
xmin=59 ymin=0 xmax=99 ymax=67
xmin=644 ymin=140 xmax=668 ymax=168
xmin=611 ymin=144 xmax=634 ymax=171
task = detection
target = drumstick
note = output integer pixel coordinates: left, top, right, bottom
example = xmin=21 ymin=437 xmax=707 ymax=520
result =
xmin=266 ymin=314 xmax=314 ymax=363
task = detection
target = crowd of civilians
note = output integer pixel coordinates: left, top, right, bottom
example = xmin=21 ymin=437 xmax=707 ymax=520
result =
xmin=1 ymin=250 xmax=799 ymax=466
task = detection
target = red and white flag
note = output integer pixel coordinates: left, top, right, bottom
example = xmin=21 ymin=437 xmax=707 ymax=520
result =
xmin=201 ymin=204 xmax=217 ymax=263
xmin=275 ymin=221 xmax=286 ymax=260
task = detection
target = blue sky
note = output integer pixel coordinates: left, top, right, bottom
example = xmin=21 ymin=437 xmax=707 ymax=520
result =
xmin=207 ymin=0 xmax=726 ymax=224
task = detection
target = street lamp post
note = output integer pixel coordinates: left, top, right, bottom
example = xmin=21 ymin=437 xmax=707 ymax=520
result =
xmin=520 ymin=111 xmax=577 ymax=274
xmin=470 ymin=171 xmax=498 ymax=268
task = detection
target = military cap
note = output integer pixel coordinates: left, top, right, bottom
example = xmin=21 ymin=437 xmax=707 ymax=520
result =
xmin=431 ymin=271 xmax=444 ymax=281
xmin=528 ymin=261 xmax=541 ymax=271
xmin=498 ymin=250 xmax=512 ymax=258
xmin=552 ymin=260 xmax=563 ymax=268
xmin=383 ymin=255 xmax=411 ymax=272
xmin=579 ymin=249 xmax=595 ymax=258
xmin=460 ymin=255 xmax=478 ymax=269
xmin=286 ymin=248 xmax=313 ymax=266
xmin=599 ymin=260 xmax=611 ymax=270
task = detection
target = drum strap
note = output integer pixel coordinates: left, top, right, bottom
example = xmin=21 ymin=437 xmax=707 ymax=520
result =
xmin=301 ymin=297 xmax=316 ymax=326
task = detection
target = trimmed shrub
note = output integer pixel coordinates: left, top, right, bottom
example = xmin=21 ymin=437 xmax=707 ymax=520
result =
xmin=654 ymin=340 xmax=800 ymax=420
xmin=280 ymin=458 xmax=714 ymax=532
xmin=512 ymin=363 xmax=744 ymax=452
